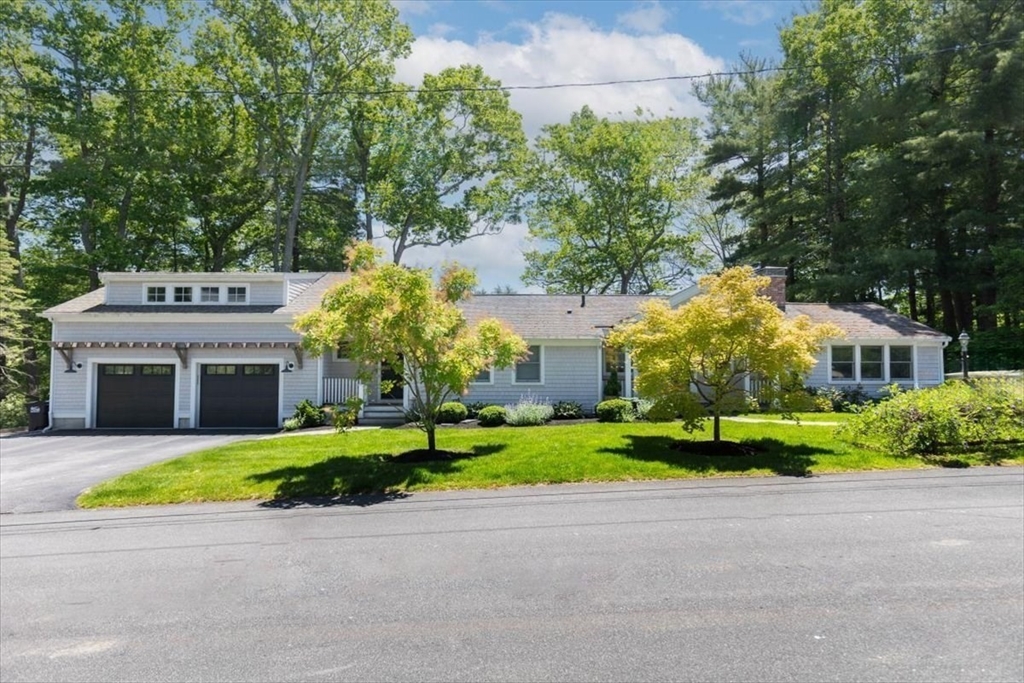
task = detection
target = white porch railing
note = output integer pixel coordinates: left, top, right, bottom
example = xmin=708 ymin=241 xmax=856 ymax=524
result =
xmin=323 ymin=378 xmax=366 ymax=412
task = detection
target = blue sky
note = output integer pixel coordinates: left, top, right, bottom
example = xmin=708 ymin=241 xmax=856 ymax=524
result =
xmin=385 ymin=0 xmax=807 ymax=290
xmin=396 ymin=0 xmax=802 ymax=63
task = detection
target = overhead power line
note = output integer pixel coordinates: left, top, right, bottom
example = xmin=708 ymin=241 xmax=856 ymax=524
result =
xmin=9 ymin=38 xmax=1019 ymax=101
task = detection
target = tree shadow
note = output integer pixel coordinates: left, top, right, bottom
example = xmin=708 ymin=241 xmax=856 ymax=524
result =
xmin=249 ymin=443 xmax=506 ymax=507
xmin=599 ymin=435 xmax=823 ymax=478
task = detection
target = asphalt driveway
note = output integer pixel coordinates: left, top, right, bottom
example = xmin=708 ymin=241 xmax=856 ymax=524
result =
xmin=0 ymin=431 xmax=261 ymax=514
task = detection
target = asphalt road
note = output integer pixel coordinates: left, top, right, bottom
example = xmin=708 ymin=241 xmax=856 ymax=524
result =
xmin=2 ymin=468 xmax=1022 ymax=682
xmin=0 ymin=431 xmax=258 ymax=513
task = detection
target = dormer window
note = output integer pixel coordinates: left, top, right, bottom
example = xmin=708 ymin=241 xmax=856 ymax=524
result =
xmin=144 ymin=283 xmax=249 ymax=305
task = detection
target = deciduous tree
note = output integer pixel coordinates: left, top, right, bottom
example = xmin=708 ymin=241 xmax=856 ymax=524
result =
xmin=294 ymin=243 xmax=528 ymax=455
xmin=609 ymin=266 xmax=841 ymax=442
xmin=523 ymin=106 xmax=706 ymax=295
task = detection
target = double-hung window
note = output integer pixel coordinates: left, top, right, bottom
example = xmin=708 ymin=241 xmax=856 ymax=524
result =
xmin=146 ymin=286 xmax=166 ymax=303
xmin=859 ymin=346 xmax=884 ymax=380
xmin=472 ymin=367 xmax=492 ymax=384
xmin=200 ymin=286 xmax=220 ymax=303
xmin=831 ymin=344 xmax=916 ymax=383
xmin=514 ymin=346 xmax=542 ymax=383
xmin=889 ymin=346 xmax=913 ymax=380
xmin=227 ymin=286 xmax=247 ymax=303
xmin=173 ymin=286 xmax=193 ymax=303
xmin=830 ymin=346 xmax=855 ymax=380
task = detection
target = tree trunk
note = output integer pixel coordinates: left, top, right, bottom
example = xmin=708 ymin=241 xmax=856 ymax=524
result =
xmin=907 ymin=271 xmax=918 ymax=321
xmin=713 ymin=410 xmax=721 ymax=443
xmin=427 ymin=425 xmax=436 ymax=454
xmin=283 ymin=152 xmax=311 ymax=272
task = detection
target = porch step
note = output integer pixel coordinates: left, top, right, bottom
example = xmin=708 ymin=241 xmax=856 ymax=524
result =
xmin=360 ymin=403 xmax=407 ymax=427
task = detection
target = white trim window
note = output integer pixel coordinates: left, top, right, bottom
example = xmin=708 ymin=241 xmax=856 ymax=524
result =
xmin=513 ymin=345 xmax=543 ymax=384
xmin=889 ymin=346 xmax=914 ymax=380
xmin=144 ymin=284 xmax=251 ymax=305
xmin=860 ymin=345 xmax=884 ymax=381
xmin=471 ymin=367 xmax=493 ymax=385
xmin=227 ymin=286 xmax=248 ymax=303
xmin=829 ymin=343 xmax=915 ymax=383
xmin=173 ymin=286 xmax=193 ymax=303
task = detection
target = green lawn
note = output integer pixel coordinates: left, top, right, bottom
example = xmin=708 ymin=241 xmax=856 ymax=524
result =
xmin=77 ymin=421 xmax=1022 ymax=508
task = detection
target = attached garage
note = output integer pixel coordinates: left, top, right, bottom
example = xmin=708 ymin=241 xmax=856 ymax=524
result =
xmin=199 ymin=364 xmax=279 ymax=428
xmin=96 ymin=364 xmax=176 ymax=428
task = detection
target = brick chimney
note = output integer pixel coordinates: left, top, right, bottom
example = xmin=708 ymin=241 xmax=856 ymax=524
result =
xmin=755 ymin=266 xmax=787 ymax=308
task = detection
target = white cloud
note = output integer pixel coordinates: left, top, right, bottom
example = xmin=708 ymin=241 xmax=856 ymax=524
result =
xmin=427 ymin=22 xmax=456 ymax=37
xmin=395 ymin=12 xmax=723 ymax=139
xmin=389 ymin=13 xmax=724 ymax=289
xmin=616 ymin=1 xmax=671 ymax=35
xmin=702 ymin=1 xmax=776 ymax=27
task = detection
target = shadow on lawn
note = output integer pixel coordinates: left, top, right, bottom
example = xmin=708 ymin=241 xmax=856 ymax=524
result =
xmin=600 ymin=435 xmax=825 ymax=478
xmin=251 ymin=443 xmax=506 ymax=507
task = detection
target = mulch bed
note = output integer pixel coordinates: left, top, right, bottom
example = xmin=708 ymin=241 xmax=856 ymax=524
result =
xmin=670 ymin=440 xmax=768 ymax=457
xmin=387 ymin=449 xmax=477 ymax=463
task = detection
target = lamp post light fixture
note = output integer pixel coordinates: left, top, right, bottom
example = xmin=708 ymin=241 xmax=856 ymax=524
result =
xmin=958 ymin=331 xmax=970 ymax=380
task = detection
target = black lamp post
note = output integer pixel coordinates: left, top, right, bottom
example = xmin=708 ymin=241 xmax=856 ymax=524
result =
xmin=958 ymin=331 xmax=970 ymax=380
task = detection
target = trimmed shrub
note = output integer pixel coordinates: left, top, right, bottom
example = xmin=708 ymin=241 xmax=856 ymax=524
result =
xmin=552 ymin=400 xmax=584 ymax=420
xmin=282 ymin=417 xmax=302 ymax=431
xmin=837 ymin=379 xmax=1024 ymax=455
xmin=596 ymin=398 xmax=634 ymax=423
xmin=477 ymin=405 xmax=507 ymax=427
xmin=438 ymin=402 xmax=468 ymax=424
xmin=291 ymin=399 xmax=324 ymax=428
xmin=504 ymin=396 xmax=554 ymax=426
xmin=603 ymin=369 xmax=622 ymax=398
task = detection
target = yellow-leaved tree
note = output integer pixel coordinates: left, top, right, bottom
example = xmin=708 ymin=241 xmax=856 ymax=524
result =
xmin=294 ymin=243 xmax=528 ymax=456
xmin=608 ymin=266 xmax=842 ymax=443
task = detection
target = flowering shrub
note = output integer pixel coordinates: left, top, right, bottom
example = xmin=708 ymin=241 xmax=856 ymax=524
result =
xmin=504 ymin=396 xmax=554 ymax=426
xmin=837 ymin=379 xmax=1023 ymax=455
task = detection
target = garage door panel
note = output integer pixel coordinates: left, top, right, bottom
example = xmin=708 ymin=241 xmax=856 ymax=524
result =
xmin=96 ymin=364 xmax=175 ymax=428
xmin=199 ymin=364 xmax=278 ymax=428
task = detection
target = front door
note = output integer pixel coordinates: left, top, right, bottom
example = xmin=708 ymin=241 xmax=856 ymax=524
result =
xmin=379 ymin=360 xmax=403 ymax=402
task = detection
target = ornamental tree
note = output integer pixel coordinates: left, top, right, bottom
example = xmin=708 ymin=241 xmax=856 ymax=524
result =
xmin=294 ymin=242 xmax=528 ymax=455
xmin=608 ymin=266 xmax=842 ymax=442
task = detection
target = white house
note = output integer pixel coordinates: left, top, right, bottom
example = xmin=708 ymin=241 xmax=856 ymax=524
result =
xmin=42 ymin=268 xmax=950 ymax=430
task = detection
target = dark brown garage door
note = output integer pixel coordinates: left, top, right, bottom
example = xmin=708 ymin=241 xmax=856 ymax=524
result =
xmin=199 ymin=364 xmax=279 ymax=428
xmin=96 ymin=364 xmax=175 ymax=428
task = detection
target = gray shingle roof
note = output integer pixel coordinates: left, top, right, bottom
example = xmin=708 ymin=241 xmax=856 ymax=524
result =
xmin=42 ymin=288 xmax=106 ymax=315
xmin=43 ymin=274 xmax=947 ymax=343
xmin=458 ymin=294 xmax=662 ymax=340
xmin=785 ymin=303 xmax=949 ymax=340
xmin=277 ymin=273 xmax=349 ymax=315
